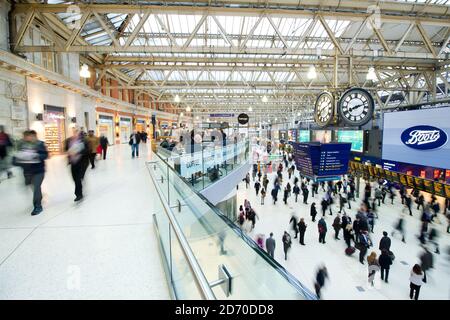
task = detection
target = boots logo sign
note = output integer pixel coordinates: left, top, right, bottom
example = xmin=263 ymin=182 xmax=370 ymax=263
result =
xmin=401 ymin=125 xmax=447 ymax=150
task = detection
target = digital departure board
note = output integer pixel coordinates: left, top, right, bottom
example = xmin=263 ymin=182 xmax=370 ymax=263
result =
xmin=391 ymin=171 xmax=399 ymax=183
xmin=317 ymin=143 xmax=352 ymax=176
xmin=368 ymin=166 xmax=375 ymax=177
xmin=434 ymin=182 xmax=445 ymax=197
xmin=406 ymin=175 xmax=415 ymax=188
xmin=293 ymin=142 xmax=351 ymax=178
xmin=399 ymin=173 xmax=407 ymax=186
xmin=423 ymin=180 xmax=434 ymax=194
xmin=445 ymin=185 xmax=450 ymax=198
xmin=414 ymin=177 xmax=425 ymax=191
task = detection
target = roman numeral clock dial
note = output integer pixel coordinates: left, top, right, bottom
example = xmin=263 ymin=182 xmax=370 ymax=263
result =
xmin=314 ymin=92 xmax=334 ymax=127
xmin=338 ymin=88 xmax=375 ymax=126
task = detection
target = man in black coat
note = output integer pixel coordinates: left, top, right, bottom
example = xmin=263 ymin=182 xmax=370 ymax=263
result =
xmin=13 ymin=130 xmax=48 ymax=215
xmin=379 ymin=231 xmax=392 ymax=252
xmin=65 ymin=128 xmax=89 ymax=202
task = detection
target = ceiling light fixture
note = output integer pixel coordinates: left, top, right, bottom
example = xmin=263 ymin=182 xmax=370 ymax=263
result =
xmin=248 ymin=107 xmax=253 ymax=112
xmin=174 ymin=95 xmax=181 ymax=103
xmin=261 ymin=95 xmax=268 ymax=103
xmin=307 ymin=65 xmax=317 ymax=80
xmin=366 ymin=67 xmax=377 ymax=81
xmin=180 ymin=112 xmax=184 ymax=117
xmin=186 ymin=106 xmax=191 ymax=112
xmin=79 ymin=64 xmax=91 ymax=78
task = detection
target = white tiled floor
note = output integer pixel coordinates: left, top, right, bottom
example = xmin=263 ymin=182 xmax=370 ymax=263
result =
xmin=0 ymin=143 xmax=169 ymax=299
xmin=237 ymin=163 xmax=450 ymax=300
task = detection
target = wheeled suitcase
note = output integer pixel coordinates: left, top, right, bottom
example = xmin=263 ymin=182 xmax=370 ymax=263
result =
xmin=345 ymin=247 xmax=356 ymax=255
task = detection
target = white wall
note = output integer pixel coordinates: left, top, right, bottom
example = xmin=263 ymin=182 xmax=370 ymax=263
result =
xmin=27 ymin=77 xmax=96 ymax=140
xmin=0 ymin=70 xmax=27 ymax=138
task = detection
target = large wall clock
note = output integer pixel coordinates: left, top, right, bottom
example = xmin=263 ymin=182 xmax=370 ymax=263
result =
xmin=314 ymin=91 xmax=334 ymax=127
xmin=338 ymin=88 xmax=374 ymax=126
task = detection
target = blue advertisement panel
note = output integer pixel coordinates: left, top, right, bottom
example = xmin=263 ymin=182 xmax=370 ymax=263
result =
xmin=337 ymin=130 xmax=364 ymax=153
xmin=382 ymin=107 xmax=450 ymax=169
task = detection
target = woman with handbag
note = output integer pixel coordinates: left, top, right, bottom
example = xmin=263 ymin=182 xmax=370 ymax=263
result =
xmin=409 ymin=264 xmax=425 ymax=300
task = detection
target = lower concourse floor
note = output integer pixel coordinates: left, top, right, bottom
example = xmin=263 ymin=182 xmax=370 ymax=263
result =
xmin=237 ymin=164 xmax=450 ymax=300
xmin=0 ymin=143 xmax=169 ymax=299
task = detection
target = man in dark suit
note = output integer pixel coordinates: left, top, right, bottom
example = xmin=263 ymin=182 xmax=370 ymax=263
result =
xmin=265 ymin=232 xmax=276 ymax=258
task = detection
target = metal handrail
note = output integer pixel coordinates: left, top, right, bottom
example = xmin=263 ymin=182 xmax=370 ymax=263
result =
xmin=147 ymin=160 xmax=217 ymax=300
xmin=150 ymin=145 xmax=317 ymax=300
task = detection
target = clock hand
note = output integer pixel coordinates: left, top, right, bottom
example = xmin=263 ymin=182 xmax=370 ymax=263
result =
xmin=348 ymin=103 xmax=364 ymax=112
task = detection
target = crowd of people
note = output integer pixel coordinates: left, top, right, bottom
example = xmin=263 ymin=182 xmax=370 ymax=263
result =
xmin=238 ymin=149 xmax=450 ymax=300
xmin=0 ymin=126 xmax=150 ymax=216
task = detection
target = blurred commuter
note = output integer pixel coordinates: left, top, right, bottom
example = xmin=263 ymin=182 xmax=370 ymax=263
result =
xmin=409 ymin=264 xmax=424 ymax=300
xmin=298 ymin=218 xmax=307 ymax=245
xmin=302 ymin=185 xmax=309 ymax=204
xmin=293 ymin=183 xmax=300 ymax=203
xmin=318 ymin=217 xmax=327 ymax=244
xmin=99 ymin=134 xmax=109 ymax=160
xmin=282 ymin=231 xmax=292 ymax=260
xmin=392 ymin=216 xmax=406 ymax=243
xmin=254 ymin=180 xmax=261 ymax=196
xmin=314 ymin=266 xmax=328 ymax=299
xmin=283 ymin=186 xmax=289 ymax=205
xmin=12 ymin=130 xmax=48 ymax=215
xmin=405 ymin=195 xmax=413 ymax=216
xmin=0 ymin=125 xmax=13 ymax=179
xmin=357 ymin=231 xmax=371 ymax=265
xmin=86 ymin=130 xmax=99 ymax=169
xmin=343 ymin=224 xmax=354 ymax=249
xmin=265 ymin=232 xmax=276 ymax=258
xmin=260 ymin=187 xmax=266 ymax=205
xmin=332 ymin=214 xmax=341 ymax=240
xmin=310 ymin=202 xmax=317 ymax=222
xmin=129 ymin=129 xmax=141 ymax=158
xmin=379 ymin=249 xmax=393 ymax=283
xmin=289 ymin=215 xmax=299 ymax=239
xmin=367 ymin=251 xmax=380 ymax=286
xmin=419 ymin=246 xmax=433 ymax=283
xmin=65 ymin=128 xmax=89 ymax=202
xmin=244 ymin=173 xmax=250 ymax=189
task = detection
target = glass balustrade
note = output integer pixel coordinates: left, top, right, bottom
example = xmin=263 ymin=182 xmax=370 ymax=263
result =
xmin=147 ymin=152 xmax=317 ymax=300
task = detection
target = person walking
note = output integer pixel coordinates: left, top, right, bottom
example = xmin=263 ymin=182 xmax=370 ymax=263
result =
xmin=254 ymin=180 xmax=261 ymax=196
xmin=379 ymin=249 xmax=393 ymax=283
xmin=310 ymin=202 xmax=317 ymax=222
xmin=283 ymin=186 xmax=289 ymax=205
xmin=405 ymin=195 xmax=413 ymax=216
xmin=293 ymin=183 xmax=300 ymax=203
xmin=265 ymin=232 xmax=276 ymax=258
xmin=263 ymin=175 xmax=269 ymax=191
xmin=379 ymin=231 xmax=391 ymax=252
xmin=0 ymin=125 xmax=13 ymax=179
xmin=289 ymin=215 xmax=299 ymax=239
xmin=298 ymin=218 xmax=307 ymax=245
xmin=338 ymin=194 xmax=347 ymax=214
xmin=367 ymin=251 xmax=380 ymax=286
xmin=302 ymin=186 xmax=309 ymax=204
xmin=260 ymin=187 xmax=266 ymax=205
xmin=99 ymin=134 xmax=109 ymax=160
xmin=12 ymin=130 xmax=48 ymax=215
xmin=332 ymin=214 xmax=341 ymax=240
xmin=314 ymin=266 xmax=328 ymax=299
xmin=129 ymin=129 xmax=141 ymax=158
xmin=409 ymin=264 xmax=425 ymax=300
xmin=65 ymin=128 xmax=89 ymax=202
xmin=271 ymin=186 xmax=278 ymax=204
xmin=244 ymin=173 xmax=250 ymax=189
xmin=357 ymin=231 xmax=371 ymax=265
xmin=321 ymin=198 xmax=328 ymax=217
xmin=392 ymin=216 xmax=406 ymax=243
xmin=282 ymin=231 xmax=292 ymax=260
xmin=419 ymin=246 xmax=433 ymax=283
xmin=318 ymin=217 xmax=327 ymax=244
xmin=86 ymin=130 xmax=99 ymax=169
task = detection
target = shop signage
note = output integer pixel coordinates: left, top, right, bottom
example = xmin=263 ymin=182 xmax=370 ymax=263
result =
xmin=238 ymin=113 xmax=249 ymax=125
xmin=401 ymin=125 xmax=447 ymax=150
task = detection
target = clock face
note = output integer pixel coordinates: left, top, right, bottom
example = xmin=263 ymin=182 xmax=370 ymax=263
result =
xmin=338 ymin=88 xmax=374 ymax=126
xmin=314 ymin=92 xmax=334 ymax=127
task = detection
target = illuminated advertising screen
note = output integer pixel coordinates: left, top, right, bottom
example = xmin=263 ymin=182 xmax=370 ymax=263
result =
xmin=288 ymin=129 xmax=297 ymax=142
xmin=311 ymin=130 xmax=332 ymax=143
xmin=298 ymin=130 xmax=310 ymax=142
xmin=382 ymin=107 xmax=450 ymax=169
xmin=337 ymin=130 xmax=364 ymax=153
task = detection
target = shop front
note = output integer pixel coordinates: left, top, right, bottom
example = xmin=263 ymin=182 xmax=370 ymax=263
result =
xmin=43 ymin=105 xmax=66 ymax=154
xmin=120 ymin=117 xmax=132 ymax=144
xmin=135 ymin=119 xmax=146 ymax=133
xmin=97 ymin=114 xmax=114 ymax=144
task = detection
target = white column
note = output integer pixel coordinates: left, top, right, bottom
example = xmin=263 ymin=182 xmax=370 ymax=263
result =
xmin=0 ymin=0 xmax=10 ymax=51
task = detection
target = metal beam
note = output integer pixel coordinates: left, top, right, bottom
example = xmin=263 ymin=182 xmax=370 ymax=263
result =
xmin=64 ymin=10 xmax=91 ymax=51
xmin=416 ymin=22 xmax=437 ymax=58
xmin=13 ymin=10 xmax=36 ymax=51
xmin=124 ymin=12 xmax=151 ymax=48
